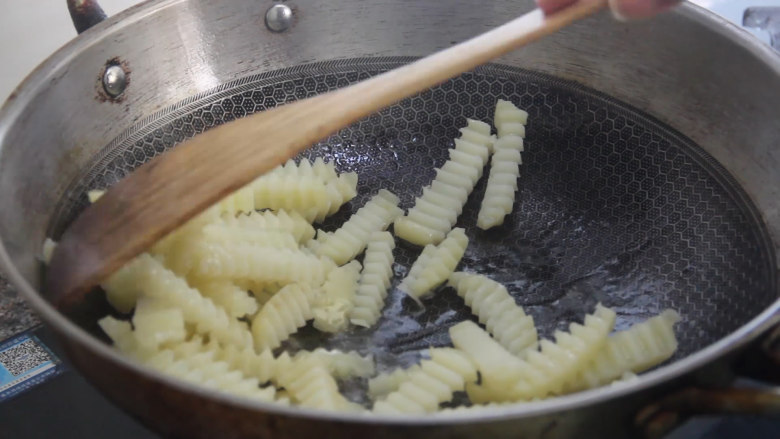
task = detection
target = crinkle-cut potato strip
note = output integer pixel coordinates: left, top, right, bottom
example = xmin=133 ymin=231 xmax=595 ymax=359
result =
xmin=131 ymin=298 xmax=186 ymax=350
xmin=349 ymin=231 xmax=396 ymax=328
xmin=312 ymin=260 xmax=362 ymax=333
xmin=478 ymin=99 xmax=527 ymax=230
xmin=166 ymin=335 xmax=277 ymax=385
xmin=448 ymin=272 xmax=537 ymax=357
xmin=97 ymin=258 xmax=146 ymax=314
xmin=99 ymin=316 xmax=153 ymax=359
xmin=200 ymin=224 xmax=300 ymax=249
xmin=458 ymin=121 xmax=498 ymax=155
xmin=368 ymin=365 xmax=420 ymax=401
xmin=295 ymin=348 xmax=375 ymax=379
xmin=273 ymin=158 xmax=359 ymax=212
xmin=509 ymin=304 xmax=616 ymax=400
xmin=194 ymin=280 xmax=259 ymax=318
xmin=275 ymin=352 xmax=358 ymax=412
xmin=251 ymin=283 xmax=321 ymax=351
xmin=394 ymin=119 xmax=494 ymax=246
xmin=494 ymin=99 xmax=529 ymax=137
xmin=399 ymin=244 xmax=437 ymax=296
xmin=312 ymin=189 xmax=402 ymax=265
xmin=158 ymin=232 xmax=212 ymax=277
xmin=144 ymin=349 xmax=277 ymax=402
xmin=563 ymin=310 xmax=681 ymax=393
xmin=372 ymin=348 xmax=477 ymax=414
xmin=99 ymin=317 xmax=276 ymax=402
xmin=162 ymin=217 xmax=315 ymax=280
xmin=137 ymin=175 xmax=320 ymax=262
xmin=150 ymin=206 xmax=222 ymax=258
xmin=220 ymin=209 xmax=315 ymax=244
xmin=103 ymin=254 xmax=252 ymax=349
xmin=477 ymin=134 xmax=524 ymax=230
xmin=399 ymin=228 xmax=469 ymax=300
xmin=190 ymin=241 xmax=334 ymax=285
xmin=218 ymin=158 xmax=357 ymax=222
xmin=223 ymin=155 xmax=358 ymax=218
xmin=41 ymin=237 xmax=57 ymax=265
xmin=448 ymin=321 xmax=527 ymax=403
xmin=217 ymin=174 xmax=341 ymax=222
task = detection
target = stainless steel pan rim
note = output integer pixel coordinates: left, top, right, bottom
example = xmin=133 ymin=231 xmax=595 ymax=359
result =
xmin=0 ymin=0 xmax=778 ymax=425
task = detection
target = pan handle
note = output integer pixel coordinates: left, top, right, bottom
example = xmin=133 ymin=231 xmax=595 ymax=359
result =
xmin=636 ymin=323 xmax=780 ymax=438
xmin=67 ymin=0 xmax=107 ymax=34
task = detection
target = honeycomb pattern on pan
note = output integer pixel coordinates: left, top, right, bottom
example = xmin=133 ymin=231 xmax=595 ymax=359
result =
xmin=54 ymin=59 xmax=776 ymax=370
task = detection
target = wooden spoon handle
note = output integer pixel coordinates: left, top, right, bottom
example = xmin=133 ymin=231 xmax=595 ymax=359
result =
xmin=47 ymin=1 xmax=608 ymax=309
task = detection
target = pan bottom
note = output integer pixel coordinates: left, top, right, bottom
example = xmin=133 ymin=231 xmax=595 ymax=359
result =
xmin=50 ymin=57 xmax=776 ymax=387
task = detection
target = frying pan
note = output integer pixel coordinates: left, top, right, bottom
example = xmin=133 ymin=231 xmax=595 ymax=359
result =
xmin=0 ymin=0 xmax=778 ymax=437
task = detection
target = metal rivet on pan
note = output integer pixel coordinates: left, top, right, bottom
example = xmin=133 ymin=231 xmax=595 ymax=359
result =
xmin=265 ymin=3 xmax=293 ymax=32
xmin=102 ymin=64 xmax=127 ymax=98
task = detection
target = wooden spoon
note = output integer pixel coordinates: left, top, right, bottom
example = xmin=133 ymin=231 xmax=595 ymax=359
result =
xmin=47 ymin=1 xmax=608 ymax=309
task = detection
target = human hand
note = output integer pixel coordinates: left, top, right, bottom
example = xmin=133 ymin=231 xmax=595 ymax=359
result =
xmin=537 ymin=0 xmax=683 ymax=20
